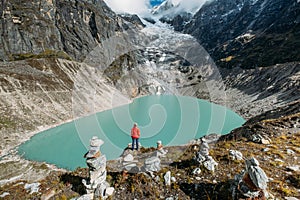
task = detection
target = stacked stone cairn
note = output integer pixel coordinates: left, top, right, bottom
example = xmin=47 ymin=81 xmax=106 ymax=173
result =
xmin=79 ymin=136 xmax=114 ymax=200
xmin=143 ymin=140 xmax=169 ymax=172
xmin=154 ymin=140 xmax=168 ymax=157
xmin=121 ymin=140 xmax=167 ymax=173
xmin=232 ymin=157 xmax=270 ymax=199
xmin=194 ymin=138 xmax=218 ymax=172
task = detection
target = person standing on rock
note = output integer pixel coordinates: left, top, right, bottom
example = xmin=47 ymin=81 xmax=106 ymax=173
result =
xmin=131 ymin=123 xmax=140 ymax=151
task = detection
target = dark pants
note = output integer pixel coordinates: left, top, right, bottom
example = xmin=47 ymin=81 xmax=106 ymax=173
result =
xmin=131 ymin=137 xmax=139 ymax=150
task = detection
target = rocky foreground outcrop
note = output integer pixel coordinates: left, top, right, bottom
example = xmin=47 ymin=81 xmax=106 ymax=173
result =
xmin=0 ymin=102 xmax=299 ymax=199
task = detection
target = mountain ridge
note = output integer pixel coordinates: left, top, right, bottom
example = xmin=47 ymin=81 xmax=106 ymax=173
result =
xmin=0 ymin=0 xmax=123 ymax=62
xmin=184 ymin=0 xmax=300 ymax=68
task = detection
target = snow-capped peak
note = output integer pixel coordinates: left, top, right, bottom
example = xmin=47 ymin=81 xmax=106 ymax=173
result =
xmin=151 ymin=0 xmax=206 ymax=17
xmin=151 ymin=0 xmax=176 ymax=15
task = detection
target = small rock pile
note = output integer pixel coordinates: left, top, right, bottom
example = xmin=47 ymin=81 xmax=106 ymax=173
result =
xmin=78 ymin=136 xmax=114 ymax=200
xmin=194 ymin=139 xmax=218 ymax=172
xmin=154 ymin=140 xmax=168 ymax=157
xmin=232 ymin=157 xmax=270 ymax=199
xmin=143 ymin=140 xmax=169 ymax=172
xmin=121 ymin=140 xmax=168 ymax=173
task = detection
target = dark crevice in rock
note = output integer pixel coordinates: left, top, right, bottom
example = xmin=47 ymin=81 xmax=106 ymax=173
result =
xmin=89 ymin=12 xmax=99 ymax=42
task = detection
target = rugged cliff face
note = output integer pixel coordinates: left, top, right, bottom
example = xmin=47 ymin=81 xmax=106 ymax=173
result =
xmin=0 ymin=58 xmax=130 ymax=155
xmin=0 ymin=0 xmax=123 ymax=61
xmin=185 ymin=0 xmax=300 ymax=68
xmin=0 ymin=0 xmax=141 ymax=186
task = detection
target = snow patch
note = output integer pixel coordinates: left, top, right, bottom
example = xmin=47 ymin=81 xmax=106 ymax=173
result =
xmin=151 ymin=0 xmax=206 ymax=17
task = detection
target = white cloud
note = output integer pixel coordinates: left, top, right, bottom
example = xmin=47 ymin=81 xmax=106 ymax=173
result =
xmin=103 ymin=0 xmax=207 ymax=16
xmin=103 ymin=0 xmax=151 ymax=16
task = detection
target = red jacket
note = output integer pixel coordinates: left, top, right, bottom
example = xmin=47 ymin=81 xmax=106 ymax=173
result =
xmin=131 ymin=127 xmax=140 ymax=139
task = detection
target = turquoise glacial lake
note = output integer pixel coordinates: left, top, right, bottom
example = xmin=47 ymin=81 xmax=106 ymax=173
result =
xmin=18 ymin=95 xmax=245 ymax=170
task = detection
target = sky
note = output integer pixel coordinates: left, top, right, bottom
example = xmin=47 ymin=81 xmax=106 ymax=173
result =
xmin=103 ymin=0 xmax=207 ymax=16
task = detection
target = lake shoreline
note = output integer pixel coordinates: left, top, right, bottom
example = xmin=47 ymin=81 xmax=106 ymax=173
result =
xmin=17 ymin=95 xmax=245 ymax=170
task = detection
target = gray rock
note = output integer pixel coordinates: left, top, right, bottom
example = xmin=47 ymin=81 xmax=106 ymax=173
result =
xmin=243 ymin=191 xmax=261 ymax=198
xmin=123 ymin=154 xmax=134 ymax=162
xmin=201 ymin=134 xmax=221 ymax=144
xmin=287 ymin=149 xmax=296 ymax=155
xmin=144 ymin=156 xmax=161 ymax=172
xmin=192 ymin=168 xmax=201 ymax=175
xmin=275 ymin=159 xmax=284 ymax=163
xmin=246 ymin=157 xmax=260 ymax=167
xmin=195 ymin=152 xmax=206 ymax=163
xmin=262 ymin=148 xmax=270 ymax=152
xmin=154 ymin=148 xmax=168 ymax=157
xmin=0 ymin=192 xmax=10 ymax=198
xmin=92 ymin=171 xmax=107 ymax=187
xmin=201 ymin=142 xmax=210 ymax=149
xmin=129 ymin=166 xmax=140 ymax=173
xmin=105 ymin=187 xmax=115 ymax=196
xmin=252 ymin=134 xmax=271 ymax=144
xmin=86 ymin=155 xmax=106 ymax=170
xmin=246 ymin=158 xmax=268 ymax=190
xmin=123 ymin=163 xmax=137 ymax=171
xmin=203 ymin=158 xmax=218 ymax=172
xmin=145 ymin=156 xmax=160 ymax=165
xmin=94 ymin=183 xmax=107 ymax=198
xmin=24 ymin=182 xmax=40 ymax=194
xmin=199 ymin=148 xmax=209 ymax=156
xmin=164 ymin=171 xmax=171 ymax=186
xmin=284 ymin=197 xmax=299 ymax=200
xmin=165 ymin=197 xmax=174 ymax=200
xmin=90 ymin=136 xmax=104 ymax=147
xmin=76 ymin=194 xmax=94 ymax=200
xmin=286 ymin=165 xmax=300 ymax=172
xmin=229 ymin=150 xmax=243 ymax=160
xmin=155 ymin=176 xmax=161 ymax=182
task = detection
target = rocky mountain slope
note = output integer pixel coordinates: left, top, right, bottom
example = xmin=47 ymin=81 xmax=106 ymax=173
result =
xmin=150 ymin=0 xmax=193 ymax=32
xmin=0 ymin=0 xmax=299 ymax=199
xmin=0 ymin=58 xmax=130 ymax=156
xmin=0 ymin=0 xmax=122 ymax=62
xmin=184 ymin=0 xmax=300 ymax=68
xmin=0 ymin=0 xmax=134 ymax=187
xmin=0 ymin=58 xmax=131 ymax=189
xmin=102 ymin=20 xmax=300 ymax=120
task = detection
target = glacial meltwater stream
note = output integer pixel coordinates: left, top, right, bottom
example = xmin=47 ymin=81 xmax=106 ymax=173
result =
xmin=18 ymin=95 xmax=245 ymax=170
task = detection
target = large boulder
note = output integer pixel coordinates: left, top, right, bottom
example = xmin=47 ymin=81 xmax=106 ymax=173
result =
xmin=232 ymin=157 xmax=270 ymax=199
